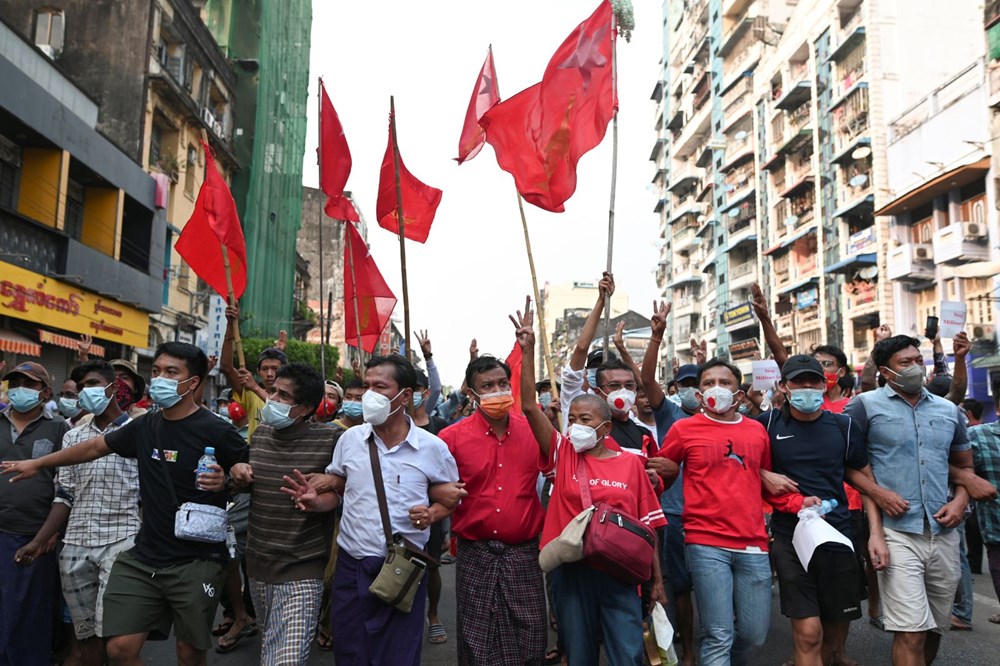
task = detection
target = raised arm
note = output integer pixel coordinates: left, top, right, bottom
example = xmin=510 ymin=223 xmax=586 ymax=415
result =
xmin=220 ymin=304 xmax=244 ymax=386
xmin=640 ymin=300 xmax=671 ymax=410
xmin=416 ymin=330 xmax=442 ymax=412
xmin=750 ymin=283 xmax=787 ymax=367
xmin=569 ymin=272 xmax=615 ymax=371
xmin=861 ymin=324 xmax=892 ymax=392
xmin=511 ymin=297 xmax=555 ymax=457
xmin=612 ymin=321 xmax=643 ymax=385
xmin=945 ymin=332 xmax=969 ymax=406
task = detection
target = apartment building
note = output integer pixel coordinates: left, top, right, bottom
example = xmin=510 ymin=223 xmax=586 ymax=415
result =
xmin=655 ymin=0 xmax=986 ymax=376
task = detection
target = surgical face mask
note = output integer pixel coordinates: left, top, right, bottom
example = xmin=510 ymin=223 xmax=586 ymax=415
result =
xmin=586 ymin=368 xmax=598 ymax=388
xmin=58 ymin=397 xmax=81 ymax=418
xmin=788 ymin=388 xmax=824 ymax=414
xmin=737 ymin=402 xmax=752 ymax=415
xmin=606 ymin=388 xmax=636 ymax=415
xmin=678 ymin=386 xmax=700 ymax=411
xmin=342 ymin=400 xmax=363 ymax=419
xmin=149 ymin=376 xmax=194 ymax=410
xmin=261 ymin=399 xmax=298 ymax=429
xmin=539 ymin=392 xmax=553 ymax=409
xmin=568 ymin=422 xmax=607 ymax=453
xmin=667 ymin=393 xmax=683 ymax=407
xmin=884 ymin=365 xmax=925 ymax=395
xmin=79 ymin=385 xmax=113 ymax=416
xmin=362 ymin=389 xmax=403 ymax=426
xmin=7 ymin=387 xmax=42 ymax=413
xmin=413 ymin=392 xmax=425 ymax=409
xmin=701 ymin=386 xmax=735 ymax=415
xmin=475 ymin=390 xmax=515 ymax=419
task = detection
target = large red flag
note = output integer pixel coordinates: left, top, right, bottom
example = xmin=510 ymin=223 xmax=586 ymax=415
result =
xmin=375 ymin=114 xmax=443 ymax=243
xmin=343 ymin=221 xmax=397 ymax=353
xmin=319 ymin=80 xmax=360 ymax=222
xmin=455 ymin=46 xmax=500 ymax=164
xmin=175 ymin=142 xmax=247 ymax=298
xmin=480 ymin=0 xmax=615 ymax=212
xmin=505 ymin=341 xmax=523 ymax=413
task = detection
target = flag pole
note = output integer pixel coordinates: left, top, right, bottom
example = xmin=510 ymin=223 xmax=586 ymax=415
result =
xmin=317 ymin=78 xmax=328 ymax=379
xmin=220 ymin=242 xmax=246 ymax=369
xmin=344 ymin=222 xmax=366 ymax=365
xmin=388 ymin=96 xmax=413 ymax=373
xmin=603 ymin=15 xmax=619 ymax=362
xmin=516 ymin=194 xmax=560 ymax=405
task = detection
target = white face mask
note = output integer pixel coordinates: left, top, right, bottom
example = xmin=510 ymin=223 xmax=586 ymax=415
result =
xmin=701 ymin=386 xmax=735 ymax=415
xmin=568 ymin=422 xmax=607 ymax=453
xmin=606 ymin=388 xmax=636 ymax=415
xmin=362 ymin=389 xmax=403 ymax=426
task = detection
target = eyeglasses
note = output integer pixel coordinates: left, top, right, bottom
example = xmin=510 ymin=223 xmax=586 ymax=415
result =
xmin=601 ymin=382 xmax=637 ymax=392
xmin=816 ymin=360 xmax=838 ymax=369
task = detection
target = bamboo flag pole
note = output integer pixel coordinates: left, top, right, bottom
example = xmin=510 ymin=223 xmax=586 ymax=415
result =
xmin=602 ymin=14 xmax=619 ymax=362
xmin=344 ymin=222 xmax=365 ymax=365
xmin=516 ymin=194 xmax=560 ymax=405
xmin=220 ymin=242 xmax=246 ymax=368
xmin=388 ymin=96 xmax=413 ymax=370
xmin=316 ymin=79 xmax=328 ymax=378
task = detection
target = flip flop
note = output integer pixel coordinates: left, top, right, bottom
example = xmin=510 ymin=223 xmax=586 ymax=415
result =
xmin=215 ymin=623 xmax=257 ymax=653
xmin=428 ymin=623 xmax=447 ymax=644
xmin=989 ymin=614 xmax=1000 ymax=625
xmin=950 ymin=618 xmax=973 ymax=631
xmin=868 ymin=615 xmax=885 ymax=631
xmin=316 ymin=629 xmax=333 ymax=651
xmin=212 ymin=618 xmax=234 ymax=637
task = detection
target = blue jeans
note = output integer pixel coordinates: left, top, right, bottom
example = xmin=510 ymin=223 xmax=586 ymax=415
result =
xmin=550 ymin=562 xmax=643 ymax=666
xmin=686 ymin=544 xmax=771 ymax=666
xmin=952 ymin=522 xmax=973 ymax=624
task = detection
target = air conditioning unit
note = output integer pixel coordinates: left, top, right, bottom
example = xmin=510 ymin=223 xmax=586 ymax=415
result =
xmin=911 ymin=244 xmax=933 ymax=261
xmin=972 ymin=324 xmax=996 ymax=340
xmin=201 ymin=107 xmax=216 ymax=127
xmin=962 ymin=221 xmax=987 ymax=239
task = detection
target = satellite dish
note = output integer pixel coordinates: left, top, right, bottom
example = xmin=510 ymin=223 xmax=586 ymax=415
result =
xmin=858 ymin=266 xmax=878 ymax=280
xmin=851 ymin=146 xmax=872 ymax=160
xmin=785 ymin=215 xmax=799 ymax=226
xmin=849 ymin=173 xmax=869 ymax=187
xmin=697 ymin=215 xmax=707 ymax=223
xmin=734 ymin=130 xmax=748 ymax=142
xmin=737 ymin=174 xmax=749 ymax=185
xmin=729 ymin=208 xmax=741 ymax=218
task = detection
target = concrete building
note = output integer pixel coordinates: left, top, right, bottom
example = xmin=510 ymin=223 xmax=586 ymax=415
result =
xmin=655 ymin=0 xmax=987 ymax=376
xmin=0 ymin=16 xmax=161 ymax=383
xmin=538 ymin=280 xmax=630 ymax=377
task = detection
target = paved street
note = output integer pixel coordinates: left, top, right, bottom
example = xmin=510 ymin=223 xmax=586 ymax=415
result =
xmin=140 ymin=558 xmax=1000 ymax=665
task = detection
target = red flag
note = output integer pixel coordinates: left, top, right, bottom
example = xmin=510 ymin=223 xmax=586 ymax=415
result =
xmin=455 ymin=46 xmax=500 ymax=164
xmin=375 ymin=114 xmax=443 ymax=243
xmin=480 ymin=1 xmax=615 ymax=212
xmin=505 ymin=342 xmax=523 ymax=413
xmin=175 ymin=142 xmax=247 ymax=299
xmin=343 ymin=221 xmax=397 ymax=353
xmin=319 ymin=80 xmax=360 ymax=222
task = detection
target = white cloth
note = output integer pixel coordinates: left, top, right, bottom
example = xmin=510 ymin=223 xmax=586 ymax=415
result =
xmin=326 ymin=418 xmax=458 ymax=558
xmin=559 ymin=367 xmax=586 ymax=434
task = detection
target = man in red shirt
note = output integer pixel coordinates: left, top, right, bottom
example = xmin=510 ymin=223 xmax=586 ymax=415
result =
xmin=438 ymin=355 xmax=549 ymax=665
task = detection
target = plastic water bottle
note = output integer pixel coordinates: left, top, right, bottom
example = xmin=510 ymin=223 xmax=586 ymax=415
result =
xmin=195 ymin=447 xmax=217 ymax=490
xmin=798 ymin=498 xmax=838 ymax=521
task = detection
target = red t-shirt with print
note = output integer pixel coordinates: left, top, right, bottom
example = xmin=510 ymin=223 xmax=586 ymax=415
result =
xmin=659 ymin=413 xmax=771 ymax=551
xmin=540 ymin=431 xmax=667 ymax=550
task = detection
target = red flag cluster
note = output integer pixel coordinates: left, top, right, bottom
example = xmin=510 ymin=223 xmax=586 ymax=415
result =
xmin=343 ymin=221 xmax=397 ymax=354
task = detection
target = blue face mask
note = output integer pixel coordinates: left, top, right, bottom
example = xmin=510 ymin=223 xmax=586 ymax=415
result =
xmin=58 ymin=397 xmax=81 ymax=418
xmin=341 ymin=401 xmax=363 ymax=419
xmin=738 ymin=402 xmax=751 ymax=415
xmin=788 ymin=388 xmax=824 ymax=414
xmin=149 ymin=377 xmax=194 ymax=410
xmin=539 ymin=392 xmax=553 ymax=409
xmin=413 ymin=392 xmax=425 ymax=408
xmin=678 ymin=387 xmax=700 ymax=411
xmin=8 ymin=387 xmax=42 ymax=413
xmin=79 ymin=385 xmax=114 ymax=416
xmin=261 ymin=399 xmax=297 ymax=429
xmin=586 ymin=369 xmax=598 ymax=388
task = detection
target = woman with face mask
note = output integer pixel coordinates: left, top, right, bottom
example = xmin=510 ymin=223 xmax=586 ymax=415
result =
xmin=512 ymin=302 xmax=667 ymax=665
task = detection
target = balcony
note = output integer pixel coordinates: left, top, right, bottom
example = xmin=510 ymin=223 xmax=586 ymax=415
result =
xmin=673 ymin=224 xmax=698 ymax=252
xmin=775 ymin=80 xmax=812 ymax=111
xmin=797 ymin=305 xmax=822 ymax=332
xmin=829 ymin=16 xmax=865 ymax=63
xmin=674 ymin=101 xmax=712 ymax=159
xmin=932 ymin=222 xmax=991 ymax=264
xmin=673 ymin=296 xmax=703 ymax=318
xmin=887 ymin=243 xmax=936 ymax=282
xmin=832 ymin=84 xmax=870 ymax=155
xmin=671 ymin=262 xmax=703 ymax=287
xmin=668 ymin=161 xmax=701 ymax=194
xmin=722 ymin=76 xmax=754 ymax=128
xmin=776 ymin=313 xmax=794 ymax=337
xmin=670 ymin=198 xmax=705 ymax=224
xmin=729 ymin=259 xmax=757 ymax=289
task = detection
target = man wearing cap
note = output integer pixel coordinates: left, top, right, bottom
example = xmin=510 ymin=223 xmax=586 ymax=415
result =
xmin=221 ymin=304 xmax=287 ymax=439
xmin=215 ymin=389 xmax=232 ymax=421
xmin=108 ymin=359 xmax=147 ymax=419
xmin=0 ymin=361 xmax=70 ymax=663
xmin=316 ymin=381 xmax=344 ymax=424
xmin=760 ymin=355 xmax=897 ymax=666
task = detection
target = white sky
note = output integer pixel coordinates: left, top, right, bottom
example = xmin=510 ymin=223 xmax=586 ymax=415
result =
xmin=302 ymin=0 xmax=662 ymax=385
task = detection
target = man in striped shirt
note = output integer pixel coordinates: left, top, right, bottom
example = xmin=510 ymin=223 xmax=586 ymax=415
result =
xmin=230 ymin=362 xmax=337 ymax=666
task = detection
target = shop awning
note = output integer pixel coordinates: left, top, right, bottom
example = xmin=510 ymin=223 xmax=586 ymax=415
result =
xmin=0 ymin=329 xmax=41 ymax=357
xmin=824 ymin=253 xmax=877 ymax=274
xmin=875 ymin=157 xmax=991 ymax=217
xmin=38 ymin=330 xmax=105 ymax=358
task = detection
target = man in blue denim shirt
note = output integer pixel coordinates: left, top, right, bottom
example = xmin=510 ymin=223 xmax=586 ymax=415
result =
xmin=845 ymin=335 xmax=990 ymax=666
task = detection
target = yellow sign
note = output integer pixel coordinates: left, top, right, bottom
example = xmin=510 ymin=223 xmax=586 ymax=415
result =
xmin=0 ymin=262 xmax=149 ymax=347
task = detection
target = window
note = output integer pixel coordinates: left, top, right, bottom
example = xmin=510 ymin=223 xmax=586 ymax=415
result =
xmin=33 ymin=7 xmax=65 ymax=59
xmin=64 ymin=179 xmax=83 ymax=239
xmin=184 ymin=144 xmax=198 ymax=197
xmin=913 ymin=216 xmax=933 ymax=244
xmin=149 ymin=124 xmax=162 ymax=169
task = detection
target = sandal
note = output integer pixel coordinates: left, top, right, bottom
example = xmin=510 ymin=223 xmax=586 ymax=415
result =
xmin=212 ymin=618 xmax=234 ymax=637
xmin=989 ymin=614 xmax=1000 ymax=625
xmin=316 ymin=628 xmax=333 ymax=651
xmin=215 ymin=623 xmax=257 ymax=653
xmin=544 ymin=647 xmax=563 ymax=665
xmin=428 ymin=623 xmax=447 ymax=644
xmin=868 ymin=615 xmax=885 ymax=631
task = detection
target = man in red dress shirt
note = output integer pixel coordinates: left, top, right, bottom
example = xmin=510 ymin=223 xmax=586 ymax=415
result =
xmin=438 ymin=355 xmax=550 ymax=666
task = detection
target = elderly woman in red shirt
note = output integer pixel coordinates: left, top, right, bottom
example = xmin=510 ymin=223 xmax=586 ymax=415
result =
xmin=512 ymin=302 xmax=667 ymax=666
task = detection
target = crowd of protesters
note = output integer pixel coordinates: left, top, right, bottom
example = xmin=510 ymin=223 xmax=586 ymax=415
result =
xmin=0 ymin=273 xmax=998 ymax=666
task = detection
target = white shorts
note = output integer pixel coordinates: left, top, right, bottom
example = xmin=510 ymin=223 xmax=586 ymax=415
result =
xmin=58 ymin=536 xmax=136 ymax=639
xmin=878 ymin=526 xmax=960 ymax=634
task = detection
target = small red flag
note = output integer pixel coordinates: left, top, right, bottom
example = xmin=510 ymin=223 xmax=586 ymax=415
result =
xmin=480 ymin=1 xmax=615 ymax=212
xmin=175 ymin=142 xmax=247 ymax=299
xmin=375 ymin=113 xmax=443 ymax=243
xmin=455 ymin=46 xmax=500 ymax=165
xmin=319 ymin=80 xmax=360 ymax=222
xmin=505 ymin=342 xmax=523 ymax=413
xmin=343 ymin=221 xmax=397 ymax=353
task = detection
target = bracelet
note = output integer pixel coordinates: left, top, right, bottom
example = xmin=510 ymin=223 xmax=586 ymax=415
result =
xmin=650 ymin=337 xmax=662 ymax=343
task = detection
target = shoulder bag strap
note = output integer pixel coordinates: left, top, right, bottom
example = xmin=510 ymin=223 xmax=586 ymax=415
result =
xmin=575 ymin=453 xmax=593 ymax=508
xmin=367 ymin=433 xmax=394 ymax=549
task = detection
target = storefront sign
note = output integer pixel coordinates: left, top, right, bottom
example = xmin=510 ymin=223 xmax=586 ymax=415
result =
xmin=796 ymin=287 xmax=818 ymax=310
xmin=846 ymin=226 xmax=877 ymax=255
xmin=0 ymin=262 xmax=149 ymax=347
xmin=723 ymin=302 xmax=754 ymax=327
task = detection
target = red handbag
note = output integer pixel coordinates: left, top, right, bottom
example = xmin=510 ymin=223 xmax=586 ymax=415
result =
xmin=576 ymin=455 xmax=656 ymax=584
